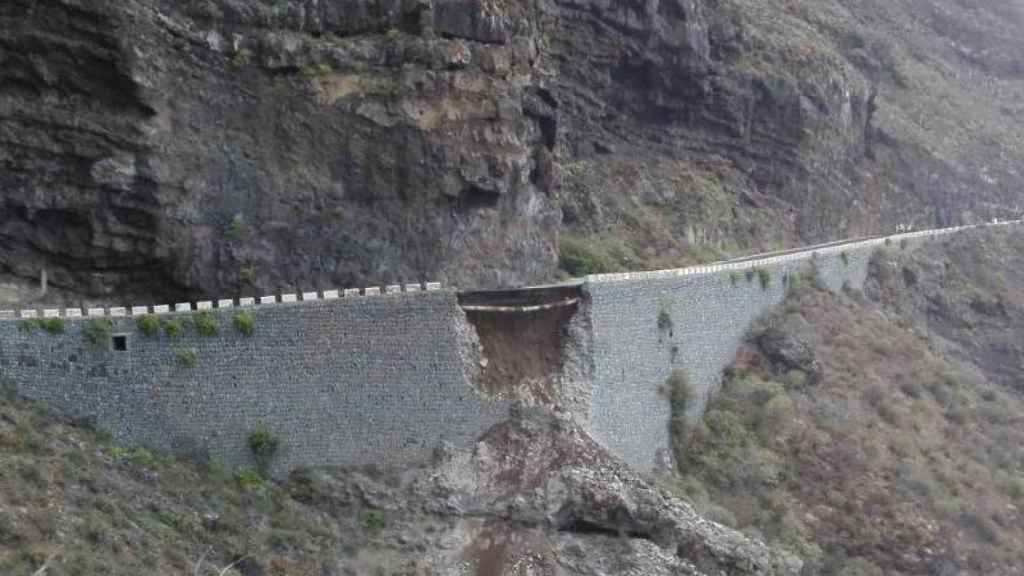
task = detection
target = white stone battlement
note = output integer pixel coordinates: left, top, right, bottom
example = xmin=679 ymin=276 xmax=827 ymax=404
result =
xmin=0 ymin=281 xmax=445 ymax=321
xmin=587 ymin=219 xmax=1020 ymax=284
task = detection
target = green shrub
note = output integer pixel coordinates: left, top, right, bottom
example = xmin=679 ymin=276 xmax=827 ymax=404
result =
xmin=730 ymin=271 xmax=740 ymax=286
xmin=227 ymin=214 xmax=245 ymax=239
xmin=84 ymin=319 xmax=113 ymax=347
xmin=18 ymin=318 xmax=42 ymax=333
xmin=784 ymin=369 xmax=808 ymax=390
xmin=193 ymin=311 xmax=218 ymax=336
xmin=248 ymin=425 xmax=279 ymax=471
xmin=358 ymin=509 xmax=385 ymax=532
xmin=40 ymin=318 xmax=64 ymax=334
xmin=161 ymin=318 xmax=186 ymax=337
xmin=136 ymin=314 xmax=160 ymax=337
xmin=239 ymin=266 xmax=257 ymax=284
xmin=757 ymin=267 xmax=771 ymax=290
xmin=235 ymin=469 xmax=265 ymax=491
xmin=1001 ymin=477 xmax=1024 ymax=501
xmin=233 ymin=311 xmax=254 ymax=336
xmin=840 ymin=251 xmax=850 ymax=266
xmin=558 ymin=236 xmax=615 ymax=276
xmin=231 ymin=48 xmax=251 ymax=67
xmin=130 ymin=447 xmax=156 ymax=467
xmin=176 ymin=349 xmax=196 ymax=367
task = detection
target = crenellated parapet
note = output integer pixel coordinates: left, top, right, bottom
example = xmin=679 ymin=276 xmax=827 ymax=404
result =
xmin=1 ymin=282 xmax=444 ymax=322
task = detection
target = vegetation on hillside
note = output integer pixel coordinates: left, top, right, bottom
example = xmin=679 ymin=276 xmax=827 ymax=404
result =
xmin=0 ymin=383 xmax=392 ymax=576
xmin=670 ymin=241 xmax=1024 ymax=575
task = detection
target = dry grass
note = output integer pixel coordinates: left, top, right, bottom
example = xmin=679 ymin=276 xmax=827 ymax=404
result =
xmin=0 ymin=387 xmax=390 ymax=575
xmin=673 ymin=278 xmax=1024 ymax=575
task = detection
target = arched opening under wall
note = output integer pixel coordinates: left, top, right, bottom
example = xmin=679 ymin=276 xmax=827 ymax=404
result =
xmin=458 ymin=285 xmax=583 ymax=403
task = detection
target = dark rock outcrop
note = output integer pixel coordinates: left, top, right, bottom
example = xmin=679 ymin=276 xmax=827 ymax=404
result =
xmin=1 ymin=0 xmax=559 ymax=301
xmin=2 ymin=0 xmax=1024 ymax=303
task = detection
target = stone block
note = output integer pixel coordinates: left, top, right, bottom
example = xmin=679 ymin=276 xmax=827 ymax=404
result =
xmin=65 ymin=309 xmax=82 ymax=318
xmin=323 ymin=290 xmax=339 ymax=300
xmin=218 ymin=299 xmax=234 ymax=308
xmin=43 ymin=309 xmax=61 ymax=318
xmin=425 ymin=282 xmax=442 ymax=291
xmin=87 ymin=308 xmax=105 ymax=317
xmin=405 ymin=283 xmax=422 ymax=292
xmin=260 ymin=296 xmax=277 ymax=305
xmin=281 ymin=294 xmax=298 ymax=303
xmin=344 ymin=288 xmax=361 ymax=297
xmin=239 ymin=298 xmax=255 ymax=307
xmin=131 ymin=306 xmax=149 ymax=316
xmin=20 ymin=310 xmax=38 ymax=319
xmin=109 ymin=307 xmax=127 ymax=317
xmin=302 ymin=292 xmax=319 ymax=301
xmin=175 ymin=303 xmax=192 ymax=312
xmin=153 ymin=305 xmax=171 ymax=314
xmin=0 ymin=310 xmax=14 ymax=320
xmin=364 ymin=287 xmax=381 ymax=296
xmin=385 ymin=285 xmax=402 ymax=294
xmin=197 ymin=301 xmax=213 ymax=310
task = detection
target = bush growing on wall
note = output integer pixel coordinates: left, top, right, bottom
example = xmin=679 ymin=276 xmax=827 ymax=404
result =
xmin=194 ymin=312 xmax=218 ymax=336
xmin=176 ymin=349 xmax=196 ymax=367
xmin=161 ymin=318 xmax=186 ymax=337
xmin=136 ymin=314 xmax=160 ymax=337
xmin=18 ymin=319 xmax=41 ymax=333
xmin=17 ymin=318 xmax=61 ymax=334
xmin=232 ymin=312 xmax=254 ymax=336
xmin=84 ymin=319 xmax=113 ymax=347
xmin=249 ymin=425 xmax=279 ymax=471
xmin=757 ymin=267 xmax=771 ymax=290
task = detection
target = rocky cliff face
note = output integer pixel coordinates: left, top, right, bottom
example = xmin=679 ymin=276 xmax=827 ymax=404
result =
xmin=2 ymin=0 xmax=1023 ymax=302
xmin=1 ymin=0 xmax=560 ymax=302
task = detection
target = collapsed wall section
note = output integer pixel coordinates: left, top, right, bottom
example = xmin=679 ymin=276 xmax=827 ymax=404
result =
xmin=0 ymin=291 xmax=509 ymax=476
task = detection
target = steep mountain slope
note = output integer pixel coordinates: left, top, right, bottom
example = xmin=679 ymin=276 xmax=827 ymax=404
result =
xmin=672 ymin=227 xmax=1024 ymax=575
xmin=2 ymin=0 xmax=1023 ymax=303
xmin=0 ymin=386 xmax=799 ymax=576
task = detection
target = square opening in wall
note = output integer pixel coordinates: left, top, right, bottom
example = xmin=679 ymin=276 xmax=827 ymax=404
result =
xmin=112 ymin=334 xmax=128 ymax=352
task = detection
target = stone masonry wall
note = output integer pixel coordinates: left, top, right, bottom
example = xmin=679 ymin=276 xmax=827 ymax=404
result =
xmin=0 ymin=286 xmax=509 ymax=476
xmin=0 ymin=223 xmax=1018 ymax=475
xmin=582 ymin=222 xmax=1019 ymax=472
